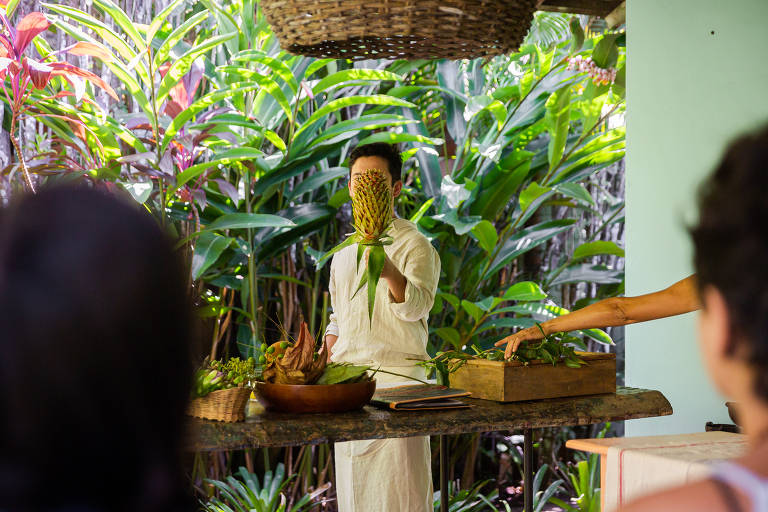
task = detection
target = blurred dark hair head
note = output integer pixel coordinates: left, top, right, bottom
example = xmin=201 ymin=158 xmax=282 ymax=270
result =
xmin=0 ymin=186 xmax=193 ymax=511
xmin=349 ymin=142 xmax=403 ymax=182
xmin=691 ymin=124 xmax=768 ymax=401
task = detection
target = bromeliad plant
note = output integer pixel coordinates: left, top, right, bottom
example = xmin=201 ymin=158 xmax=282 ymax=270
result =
xmin=317 ymin=167 xmax=395 ymax=324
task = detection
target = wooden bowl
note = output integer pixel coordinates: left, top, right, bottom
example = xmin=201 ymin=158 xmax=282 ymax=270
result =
xmin=255 ymin=380 xmax=376 ymax=414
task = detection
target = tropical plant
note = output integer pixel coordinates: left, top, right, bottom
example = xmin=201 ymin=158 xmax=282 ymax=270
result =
xmin=1 ymin=0 xmax=628 ymax=505
xmin=0 ymin=8 xmax=117 ymax=192
xmin=432 ymin=480 xmax=497 ymax=512
xmin=391 ymin=26 xmax=626 ymax=357
xmin=202 ymin=463 xmax=330 ymax=512
xmin=549 ymin=423 xmax=610 ymax=512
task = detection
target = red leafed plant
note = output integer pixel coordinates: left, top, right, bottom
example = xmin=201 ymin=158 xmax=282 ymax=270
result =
xmin=0 ymin=11 xmax=117 ymax=192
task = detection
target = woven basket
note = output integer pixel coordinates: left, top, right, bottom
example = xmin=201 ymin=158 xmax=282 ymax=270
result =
xmin=260 ymin=0 xmax=539 ymax=61
xmin=187 ymin=387 xmax=251 ymax=422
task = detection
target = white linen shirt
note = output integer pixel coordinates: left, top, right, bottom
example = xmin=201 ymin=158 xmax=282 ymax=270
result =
xmin=325 ymin=218 xmax=440 ymax=367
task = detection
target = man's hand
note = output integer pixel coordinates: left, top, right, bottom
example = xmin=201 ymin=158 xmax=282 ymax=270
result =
xmin=494 ymin=326 xmax=545 ymax=358
xmin=364 ymin=249 xmax=407 ymax=303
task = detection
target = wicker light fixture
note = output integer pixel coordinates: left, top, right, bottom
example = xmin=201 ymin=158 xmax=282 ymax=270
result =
xmin=260 ymin=0 xmax=540 ymax=60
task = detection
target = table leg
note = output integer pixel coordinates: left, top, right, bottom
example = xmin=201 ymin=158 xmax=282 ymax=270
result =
xmin=440 ymin=434 xmax=449 ymax=512
xmin=524 ymin=429 xmax=534 ymax=512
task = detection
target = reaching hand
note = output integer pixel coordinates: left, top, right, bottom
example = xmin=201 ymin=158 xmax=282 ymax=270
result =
xmin=494 ymin=326 xmax=546 ymax=358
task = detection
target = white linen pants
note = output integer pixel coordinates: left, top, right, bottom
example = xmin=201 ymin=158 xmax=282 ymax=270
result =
xmin=334 ymin=366 xmax=433 ymax=512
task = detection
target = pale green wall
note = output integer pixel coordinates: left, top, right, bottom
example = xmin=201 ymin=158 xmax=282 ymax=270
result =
xmin=625 ymin=0 xmax=768 ymax=435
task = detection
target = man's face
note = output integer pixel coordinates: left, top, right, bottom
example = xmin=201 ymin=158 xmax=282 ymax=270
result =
xmin=349 ymin=156 xmax=402 ymax=200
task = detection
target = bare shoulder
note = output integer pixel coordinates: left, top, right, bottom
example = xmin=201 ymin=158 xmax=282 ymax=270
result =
xmin=620 ymin=479 xmax=734 ymax=512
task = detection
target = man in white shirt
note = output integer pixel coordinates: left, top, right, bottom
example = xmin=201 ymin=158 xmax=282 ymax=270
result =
xmin=324 ymin=142 xmax=441 ymax=512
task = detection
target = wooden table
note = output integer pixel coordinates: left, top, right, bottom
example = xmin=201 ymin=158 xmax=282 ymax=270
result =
xmin=566 ymin=431 xmax=745 ymax=511
xmin=187 ymin=386 xmax=672 ymax=512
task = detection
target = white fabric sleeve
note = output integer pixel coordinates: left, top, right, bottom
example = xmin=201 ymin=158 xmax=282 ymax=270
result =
xmin=386 ymin=240 xmax=441 ymax=322
xmin=325 ymin=259 xmax=340 ymax=338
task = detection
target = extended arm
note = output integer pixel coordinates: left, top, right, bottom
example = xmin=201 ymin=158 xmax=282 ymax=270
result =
xmin=495 ymin=275 xmax=701 ymax=357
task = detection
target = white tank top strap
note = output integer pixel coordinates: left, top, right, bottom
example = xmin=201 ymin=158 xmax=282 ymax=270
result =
xmin=711 ymin=461 xmax=768 ymax=512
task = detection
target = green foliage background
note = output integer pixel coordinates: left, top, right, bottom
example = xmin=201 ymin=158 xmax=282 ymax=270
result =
xmin=0 ymin=1 xmax=626 ymax=508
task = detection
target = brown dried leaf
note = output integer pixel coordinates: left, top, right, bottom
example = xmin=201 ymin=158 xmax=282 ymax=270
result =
xmin=280 ymin=321 xmax=315 ymax=371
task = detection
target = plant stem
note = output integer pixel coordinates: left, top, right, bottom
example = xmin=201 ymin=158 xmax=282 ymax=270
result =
xmin=9 ymin=127 xmax=34 ymax=193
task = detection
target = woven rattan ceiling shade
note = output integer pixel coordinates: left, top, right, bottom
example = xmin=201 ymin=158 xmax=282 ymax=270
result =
xmin=261 ymin=0 xmax=539 ymax=60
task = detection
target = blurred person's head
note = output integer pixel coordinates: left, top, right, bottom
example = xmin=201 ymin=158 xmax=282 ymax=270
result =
xmin=349 ymin=142 xmax=403 ymax=202
xmin=692 ymin=125 xmax=768 ymax=435
xmin=0 ymin=186 xmax=193 ymax=510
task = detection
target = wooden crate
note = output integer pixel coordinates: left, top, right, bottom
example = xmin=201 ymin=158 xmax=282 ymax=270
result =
xmin=449 ymin=352 xmax=616 ymax=402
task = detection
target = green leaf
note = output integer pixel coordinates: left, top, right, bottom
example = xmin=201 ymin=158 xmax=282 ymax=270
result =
xmin=145 ymin=0 xmax=185 ymax=44
xmin=153 ymin=10 xmax=210 ymax=69
xmin=592 ymin=33 xmax=621 ymax=69
xmin=519 ymin=182 xmax=552 ymax=212
xmin=231 ymin=49 xmax=299 ymax=93
xmin=477 ymin=316 xmax=536 ymax=334
xmin=581 ymin=328 xmax=614 ymax=346
xmin=461 ymin=300 xmax=484 ymax=323
xmin=409 ymin=198 xmax=435 ymax=224
xmin=356 ymin=132 xmax=443 ymax=148
xmin=316 ymin=235 xmax=357 ymax=269
xmin=290 ymin=167 xmax=347 ymax=201
xmin=471 ymin=220 xmax=498 ymax=255
xmin=156 ymin=33 xmax=237 ymax=107
xmin=546 ymin=87 xmax=572 ymax=171
xmin=488 ymin=219 xmax=577 ymax=277
xmin=366 ymin=246 xmax=387 ymax=324
xmin=256 ymin=204 xmax=337 ymax=262
xmin=292 ymin=95 xmax=415 ymax=142
xmin=203 ymin=213 xmax=295 ymax=232
xmin=192 ymin=233 xmax=233 ymax=279
xmin=434 ymin=327 xmax=461 ymax=349
xmin=312 ymin=69 xmax=403 ymax=95
xmin=549 ymin=264 xmax=623 ymax=286
xmin=93 ymin=0 xmax=146 ymax=52
xmin=170 ymin=148 xmax=269 ymax=195
xmin=328 ymin=187 xmax=351 ymax=209
xmin=316 ymin=363 xmax=371 ymax=385
xmin=352 ymin=270 xmax=368 ymax=300
xmin=118 ymin=181 xmax=152 ymax=204
xmin=569 ymin=17 xmax=585 ymax=53
xmin=160 ymin=83 xmax=263 ymax=153
xmin=572 ymin=241 xmax=625 ymax=261
xmin=613 ymin=63 xmax=626 ymax=98
xmin=437 ymin=292 xmax=460 ymax=311
xmin=303 ymin=114 xmax=416 ymax=151
xmin=503 ymin=281 xmax=547 ymax=301
xmin=5 ymin=0 xmax=20 ymax=16
xmin=554 ymin=182 xmax=594 ymax=206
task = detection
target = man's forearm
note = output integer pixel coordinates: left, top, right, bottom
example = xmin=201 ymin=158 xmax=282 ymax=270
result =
xmin=384 ymin=271 xmax=407 ymax=303
xmin=324 ymin=334 xmax=338 ymax=362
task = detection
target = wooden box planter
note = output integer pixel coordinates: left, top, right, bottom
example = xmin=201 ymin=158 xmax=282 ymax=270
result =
xmin=449 ymin=352 xmax=616 ymax=402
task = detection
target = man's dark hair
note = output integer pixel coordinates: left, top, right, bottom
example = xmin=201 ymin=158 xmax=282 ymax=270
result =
xmin=0 ymin=186 xmax=193 ymax=511
xmin=691 ymin=124 xmax=768 ymax=401
xmin=349 ymin=142 xmax=403 ymax=182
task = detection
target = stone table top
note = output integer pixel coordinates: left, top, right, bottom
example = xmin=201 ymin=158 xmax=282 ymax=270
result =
xmin=185 ymin=386 xmax=672 ymax=452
